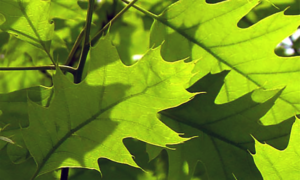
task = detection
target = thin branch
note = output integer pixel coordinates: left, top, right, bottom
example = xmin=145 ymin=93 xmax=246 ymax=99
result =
xmin=91 ymin=0 xmax=140 ymax=46
xmin=120 ymin=0 xmax=158 ymax=20
xmin=64 ymin=28 xmax=85 ymax=66
xmin=64 ymin=0 xmax=140 ymax=71
xmin=45 ymin=50 xmax=56 ymax=65
xmin=74 ymin=0 xmax=95 ymax=83
xmin=60 ymin=168 xmax=69 ymax=180
xmin=0 ymin=65 xmax=76 ymax=73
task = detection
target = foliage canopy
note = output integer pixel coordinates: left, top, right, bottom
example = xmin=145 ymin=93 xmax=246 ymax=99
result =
xmin=0 ymin=0 xmax=299 ymax=179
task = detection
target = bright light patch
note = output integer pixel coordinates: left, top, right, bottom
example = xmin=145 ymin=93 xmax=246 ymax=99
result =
xmin=97 ymin=0 xmax=102 ymax=3
xmin=291 ymin=29 xmax=300 ymax=40
xmin=285 ymin=48 xmax=295 ymax=55
xmin=281 ymin=37 xmax=293 ymax=46
xmin=183 ymin=161 xmax=189 ymax=175
xmin=132 ymin=54 xmax=143 ymax=61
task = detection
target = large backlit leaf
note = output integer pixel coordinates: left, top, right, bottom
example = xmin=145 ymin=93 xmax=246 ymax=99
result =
xmin=148 ymin=72 xmax=295 ymax=180
xmin=22 ymin=36 xmax=195 ymax=179
xmin=150 ymin=0 xmax=300 ymax=125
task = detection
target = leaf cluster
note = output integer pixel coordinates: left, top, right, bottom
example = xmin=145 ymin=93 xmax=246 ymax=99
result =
xmin=0 ymin=0 xmax=299 ymax=179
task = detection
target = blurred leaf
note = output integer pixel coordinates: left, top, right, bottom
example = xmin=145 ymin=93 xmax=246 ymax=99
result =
xmin=0 ymin=86 xmax=52 ymax=163
xmin=50 ymin=0 xmax=86 ymax=20
xmin=240 ymin=0 xmax=300 ymax=27
xmin=0 ymin=148 xmax=36 ymax=180
xmin=0 ymin=0 xmax=54 ymax=51
xmin=0 ymin=32 xmax=9 ymax=52
xmin=0 ymin=37 xmax=52 ymax=93
xmin=110 ymin=8 xmax=151 ymax=65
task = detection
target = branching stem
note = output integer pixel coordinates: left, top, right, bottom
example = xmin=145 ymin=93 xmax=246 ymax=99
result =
xmin=0 ymin=0 xmax=141 ymax=76
xmin=91 ymin=0 xmax=140 ymax=46
xmin=64 ymin=29 xmax=85 ymax=66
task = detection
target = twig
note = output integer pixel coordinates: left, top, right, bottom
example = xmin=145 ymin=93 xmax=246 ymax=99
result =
xmin=91 ymin=0 xmax=140 ymax=46
xmin=74 ymin=0 xmax=95 ymax=83
xmin=60 ymin=168 xmax=69 ymax=180
xmin=0 ymin=65 xmax=76 ymax=73
xmin=64 ymin=29 xmax=85 ymax=66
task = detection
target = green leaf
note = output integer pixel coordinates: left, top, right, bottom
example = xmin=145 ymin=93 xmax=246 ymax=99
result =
xmin=0 ymin=148 xmax=36 ymax=180
xmin=292 ymin=36 xmax=300 ymax=49
xmin=68 ymin=138 xmax=170 ymax=180
xmin=50 ymin=0 xmax=86 ymax=20
xmin=241 ymin=0 xmax=300 ymax=27
xmin=0 ymin=0 xmax=54 ymax=51
xmin=0 ymin=86 xmax=52 ymax=163
xmin=22 ymin=35 xmax=195 ymax=178
xmin=110 ymin=7 xmax=151 ymax=65
xmin=68 ymin=160 xmax=158 ymax=180
xmin=0 ymin=37 xmax=52 ymax=93
xmin=148 ymin=72 xmax=295 ymax=180
xmin=150 ymin=0 xmax=300 ymax=125
xmin=253 ymin=117 xmax=300 ymax=179
xmin=0 ymin=12 xmax=5 ymax=25
xmin=0 ymin=32 xmax=9 ymax=52
xmin=0 ymin=146 xmax=61 ymax=180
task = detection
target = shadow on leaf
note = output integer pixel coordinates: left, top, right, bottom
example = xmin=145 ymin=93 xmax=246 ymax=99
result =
xmin=156 ymin=71 xmax=294 ymax=180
